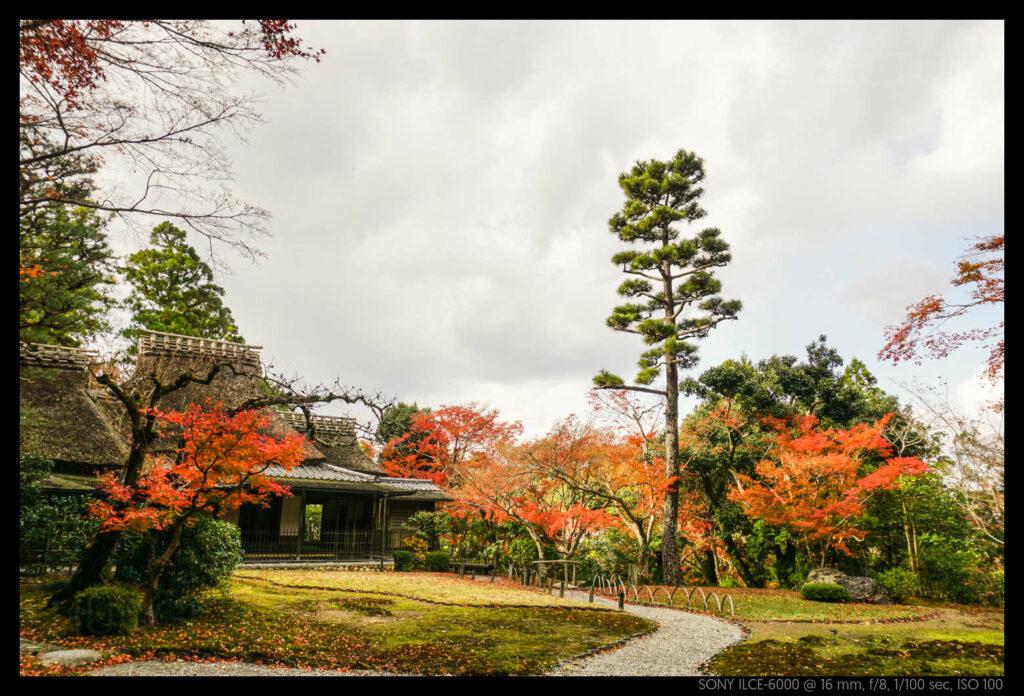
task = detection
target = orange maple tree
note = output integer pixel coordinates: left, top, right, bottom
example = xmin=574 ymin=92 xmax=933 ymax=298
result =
xmin=89 ymin=400 xmax=305 ymax=625
xmin=880 ymin=234 xmax=1004 ymax=383
xmin=728 ymin=413 xmax=927 ymax=568
xmin=451 ymin=433 xmax=617 ymax=563
xmin=379 ymin=403 xmax=522 ymax=486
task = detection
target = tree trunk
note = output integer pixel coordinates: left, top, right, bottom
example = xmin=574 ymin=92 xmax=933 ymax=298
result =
xmin=700 ymin=548 xmax=718 ymax=585
xmin=46 ymin=530 xmax=121 ymax=607
xmin=141 ymin=523 xmax=185 ymax=627
xmin=661 ymin=360 xmax=682 ymax=585
xmin=723 ymin=533 xmax=762 ymax=588
xmin=48 ymin=416 xmax=151 ymax=608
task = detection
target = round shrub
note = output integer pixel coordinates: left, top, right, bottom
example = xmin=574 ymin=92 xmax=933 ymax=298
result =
xmin=72 ymin=585 xmax=141 ymax=635
xmin=113 ymin=516 xmax=243 ymax=619
xmin=392 ymin=549 xmax=414 ymax=572
xmin=800 ymin=582 xmax=850 ymax=603
xmin=875 ymin=567 xmax=921 ymax=604
xmin=425 ymin=550 xmax=449 ymax=572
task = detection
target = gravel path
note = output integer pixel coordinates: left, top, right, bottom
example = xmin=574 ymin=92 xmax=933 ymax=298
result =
xmin=547 ymin=588 xmax=746 ymax=676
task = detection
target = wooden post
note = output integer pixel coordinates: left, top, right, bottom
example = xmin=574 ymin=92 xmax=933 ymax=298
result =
xmin=380 ymin=495 xmax=389 ymax=564
xmin=296 ymin=490 xmax=306 ymax=561
xmin=588 ymin=585 xmax=595 ymax=603
xmin=618 ymin=591 xmax=624 ymax=611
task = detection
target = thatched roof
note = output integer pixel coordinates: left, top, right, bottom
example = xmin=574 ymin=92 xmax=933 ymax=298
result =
xmin=19 ymin=343 xmax=128 ymax=468
xmin=280 ymin=413 xmax=385 ymax=475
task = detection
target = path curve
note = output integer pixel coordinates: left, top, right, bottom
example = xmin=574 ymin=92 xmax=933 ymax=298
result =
xmin=547 ymin=588 xmax=745 ymax=676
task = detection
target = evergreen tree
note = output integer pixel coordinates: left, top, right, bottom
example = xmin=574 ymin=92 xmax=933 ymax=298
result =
xmin=121 ymin=222 xmax=244 ymax=350
xmin=20 ymin=142 xmax=118 ymax=347
xmin=20 ymin=204 xmax=118 ymax=346
xmin=593 ymin=149 xmax=741 ymax=585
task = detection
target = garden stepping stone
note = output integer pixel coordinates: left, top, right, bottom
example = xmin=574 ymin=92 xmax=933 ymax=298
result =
xmin=38 ymin=649 xmax=104 ymax=667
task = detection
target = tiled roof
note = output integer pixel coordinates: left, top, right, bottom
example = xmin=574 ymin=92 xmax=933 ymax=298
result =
xmin=262 ymin=464 xmax=451 ymax=500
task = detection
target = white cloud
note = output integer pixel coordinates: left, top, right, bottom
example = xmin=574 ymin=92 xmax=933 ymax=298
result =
xmin=89 ymin=20 xmax=1002 ymax=439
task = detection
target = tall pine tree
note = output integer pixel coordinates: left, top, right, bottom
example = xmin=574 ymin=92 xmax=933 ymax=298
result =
xmin=594 ymin=149 xmax=741 ymax=585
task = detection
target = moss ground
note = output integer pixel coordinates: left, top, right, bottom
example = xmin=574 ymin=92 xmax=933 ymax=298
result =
xmin=20 ymin=573 xmax=651 ymax=676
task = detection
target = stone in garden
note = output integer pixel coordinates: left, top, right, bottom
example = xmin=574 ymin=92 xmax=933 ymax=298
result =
xmin=835 ymin=575 xmax=878 ymax=601
xmin=806 ymin=567 xmax=846 ymax=585
xmin=38 ymin=649 xmax=104 ymax=667
xmin=805 ymin=568 xmax=893 ymax=604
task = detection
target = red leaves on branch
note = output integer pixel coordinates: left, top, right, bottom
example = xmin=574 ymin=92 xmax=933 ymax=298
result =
xmin=19 ymin=20 xmax=122 ymax=111
xmin=728 ymin=413 xmax=927 ymax=560
xmin=249 ymin=20 xmax=326 ymax=62
xmin=880 ymin=234 xmax=1004 ymax=382
xmin=89 ymin=400 xmax=305 ymax=533
xmin=20 ymin=20 xmax=323 ymax=115
xmin=380 ymin=404 xmax=522 ymax=486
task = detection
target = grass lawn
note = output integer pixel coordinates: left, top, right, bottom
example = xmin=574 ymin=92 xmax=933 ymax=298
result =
xmin=19 ymin=571 xmax=652 ymax=676
xmin=234 ymin=568 xmax=593 ymax=606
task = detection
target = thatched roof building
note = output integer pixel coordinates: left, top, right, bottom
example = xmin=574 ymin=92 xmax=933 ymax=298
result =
xmin=20 ymin=342 xmax=129 ymax=491
xmin=20 ymin=331 xmax=448 ymax=503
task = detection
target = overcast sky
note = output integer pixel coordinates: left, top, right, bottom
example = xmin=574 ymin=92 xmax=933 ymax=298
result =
xmin=106 ymin=20 xmax=1005 ymax=438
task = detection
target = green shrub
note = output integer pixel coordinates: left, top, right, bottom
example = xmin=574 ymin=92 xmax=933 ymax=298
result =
xmin=875 ymin=567 xmax=921 ymax=604
xmin=800 ymin=582 xmax=850 ymax=603
xmin=19 ymin=453 xmax=100 ymax=575
xmin=72 ymin=585 xmax=141 ymax=635
xmin=113 ymin=516 xmax=243 ymax=619
xmin=392 ymin=549 xmax=414 ymax=572
xmin=425 ymin=550 xmax=449 ymax=572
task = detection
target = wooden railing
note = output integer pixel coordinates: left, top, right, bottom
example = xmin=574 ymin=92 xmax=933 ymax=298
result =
xmin=240 ymin=528 xmax=398 ymax=562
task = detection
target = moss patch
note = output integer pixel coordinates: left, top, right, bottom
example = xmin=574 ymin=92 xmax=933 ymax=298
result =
xmin=21 ymin=575 xmax=651 ymax=676
xmin=707 ymin=636 xmax=1003 ymax=676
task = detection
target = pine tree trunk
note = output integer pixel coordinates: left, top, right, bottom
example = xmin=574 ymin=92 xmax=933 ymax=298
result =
xmin=661 ymin=361 xmax=682 ymax=585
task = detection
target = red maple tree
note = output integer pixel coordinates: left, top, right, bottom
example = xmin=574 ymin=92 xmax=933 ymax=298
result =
xmin=728 ymin=413 xmax=927 ymax=568
xmin=380 ymin=403 xmax=522 ymax=486
xmin=880 ymin=234 xmax=1004 ymax=384
xmin=89 ymin=400 xmax=305 ymax=625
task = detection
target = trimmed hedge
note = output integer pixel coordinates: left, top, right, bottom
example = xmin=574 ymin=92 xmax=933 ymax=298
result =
xmin=392 ymin=549 xmax=415 ymax=572
xmin=72 ymin=585 xmax=141 ymax=635
xmin=425 ymin=550 xmax=449 ymax=572
xmin=800 ymin=582 xmax=850 ymax=603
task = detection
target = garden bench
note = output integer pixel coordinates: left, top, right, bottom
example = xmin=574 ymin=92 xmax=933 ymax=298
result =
xmin=451 ymin=560 xmax=494 ymax=578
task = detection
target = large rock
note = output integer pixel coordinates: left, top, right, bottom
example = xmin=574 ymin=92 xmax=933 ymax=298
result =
xmin=806 ymin=568 xmax=892 ymax=604
xmin=836 ymin=575 xmax=879 ymax=602
xmin=38 ymin=649 xmax=104 ymax=667
xmin=806 ymin=567 xmax=846 ymax=585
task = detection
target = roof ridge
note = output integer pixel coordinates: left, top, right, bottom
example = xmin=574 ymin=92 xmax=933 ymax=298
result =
xmin=137 ymin=330 xmax=261 ymax=366
xmin=20 ymin=342 xmax=99 ymax=369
